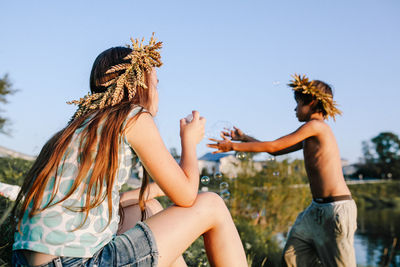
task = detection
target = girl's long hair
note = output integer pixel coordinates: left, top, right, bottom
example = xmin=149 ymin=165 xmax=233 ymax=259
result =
xmin=13 ymin=47 xmax=153 ymax=230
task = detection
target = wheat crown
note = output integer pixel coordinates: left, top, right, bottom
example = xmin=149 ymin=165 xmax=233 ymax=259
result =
xmin=67 ymin=33 xmax=163 ymax=120
xmin=288 ymin=74 xmax=342 ymax=120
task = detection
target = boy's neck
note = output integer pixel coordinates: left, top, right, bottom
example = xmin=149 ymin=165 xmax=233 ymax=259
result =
xmin=307 ymin=112 xmax=325 ymax=122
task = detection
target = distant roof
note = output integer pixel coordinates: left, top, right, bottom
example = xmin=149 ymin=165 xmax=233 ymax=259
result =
xmin=199 ymin=152 xmax=232 ymax=162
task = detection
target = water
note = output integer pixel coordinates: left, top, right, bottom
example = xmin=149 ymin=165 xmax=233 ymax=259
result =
xmin=354 ymin=207 xmax=400 ymax=266
xmin=274 ymin=207 xmax=400 ymax=266
xmin=198 ymin=179 xmax=400 ymax=266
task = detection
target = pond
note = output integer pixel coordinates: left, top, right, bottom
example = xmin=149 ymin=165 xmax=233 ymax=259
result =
xmin=202 ymin=178 xmax=400 ymax=266
xmin=273 ymin=206 xmax=400 ymax=267
xmin=355 ymin=207 xmax=400 ymax=266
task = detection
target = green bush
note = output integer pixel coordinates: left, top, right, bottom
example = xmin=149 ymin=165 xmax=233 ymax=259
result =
xmin=349 ymin=181 xmax=400 ymax=209
xmin=2 ymin=155 xmax=400 ymax=266
xmin=0 ymin=157 xmax=32 ymax=266
xmin=0 ymin=157 xmax=33 ymax=186
xmin=0 ymin=196 xmax=15 ymax=267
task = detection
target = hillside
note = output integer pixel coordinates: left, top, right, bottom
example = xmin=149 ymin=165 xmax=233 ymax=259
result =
xmin=0 ymin=145 xmax=35 ymax=161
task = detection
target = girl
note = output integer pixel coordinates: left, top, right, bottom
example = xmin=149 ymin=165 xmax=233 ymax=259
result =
xmin=12 ymin=35 xmax=247 ymax=267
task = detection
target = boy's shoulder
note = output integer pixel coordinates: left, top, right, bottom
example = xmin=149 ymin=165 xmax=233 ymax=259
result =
xmin=302 ymin=119 xmax=329 ymax=130
xmin=300 ymin=119 xmax=332 ymax=138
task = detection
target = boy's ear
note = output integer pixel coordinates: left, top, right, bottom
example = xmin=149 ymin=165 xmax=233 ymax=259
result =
xmin=309 ymin=99 xmax=318 ymax=109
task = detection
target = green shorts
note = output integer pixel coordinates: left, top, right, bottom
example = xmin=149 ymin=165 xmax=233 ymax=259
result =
xmin=282 ymin=199 xmax=357 ymax=267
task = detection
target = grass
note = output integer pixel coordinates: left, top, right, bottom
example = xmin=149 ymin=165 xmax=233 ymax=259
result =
xmin=1 ymin=154 xmax=399 ymax=266
xmin=348 ymin=181 xmax=400 ymax=209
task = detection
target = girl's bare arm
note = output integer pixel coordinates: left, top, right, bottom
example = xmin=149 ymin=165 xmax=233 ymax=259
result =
xmin=125 ymin=111 xmax=205 ymax=207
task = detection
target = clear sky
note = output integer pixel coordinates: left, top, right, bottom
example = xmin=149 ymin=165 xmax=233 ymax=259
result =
xmin=0 ymin=0 xmax=399 ymax=164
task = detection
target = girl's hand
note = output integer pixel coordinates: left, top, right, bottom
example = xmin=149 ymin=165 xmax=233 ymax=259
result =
xmin=222 ymin=126 xmax=247 ymax=142
xmin=207 ymin=136 xmax=234 ymax=154
xmin=180 ymin=110 xmax=206 ymax=145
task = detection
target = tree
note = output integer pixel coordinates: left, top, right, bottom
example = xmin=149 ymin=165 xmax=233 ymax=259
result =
xmin=0 ymin=74 xmax=17 ymax=134
xmin=358 ymin=132 xmax=400 ymax=179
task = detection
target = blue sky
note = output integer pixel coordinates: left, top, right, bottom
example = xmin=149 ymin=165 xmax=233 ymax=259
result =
xmin=0 ymin=0 xmax=399 ymax=163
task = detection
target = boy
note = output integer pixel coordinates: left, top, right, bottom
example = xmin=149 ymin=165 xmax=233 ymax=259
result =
xmin=208 ymin=74 xmax=357 ymax=267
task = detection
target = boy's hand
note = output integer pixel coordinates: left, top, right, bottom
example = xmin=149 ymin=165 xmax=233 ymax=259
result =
xmin=222 ymin=126 xmax=247 ymax=142
xmin=207 ymin=136 xmax=233 ymax=154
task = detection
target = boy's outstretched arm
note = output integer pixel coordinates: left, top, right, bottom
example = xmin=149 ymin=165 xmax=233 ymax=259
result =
xmin=208 ymin=120 xmax=320 ymax=154
xmin=269 ymin=142 xmax=303 ymax=156
xmin=221 ymin=127 xmax=302 ymax=155
xmin=221 ymin=126 xmax=260 ymax=142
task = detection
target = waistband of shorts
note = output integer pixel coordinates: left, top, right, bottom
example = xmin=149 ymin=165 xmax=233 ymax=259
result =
xmin=313 ymin=195 xmax=352 ymax=204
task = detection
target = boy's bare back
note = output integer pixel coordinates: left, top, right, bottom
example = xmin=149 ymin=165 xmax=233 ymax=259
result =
xmin=302 ymin=119 xmax=350 ymax=198
xmin=207 ymin=75 xmax=350 ymax=199
xmin=208 ymin=74 xmax=357 ymax=266
xmin=207 ymin=117 xmax=351 ymax=199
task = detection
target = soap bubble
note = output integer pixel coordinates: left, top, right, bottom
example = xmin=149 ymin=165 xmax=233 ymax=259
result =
xmin=200 ymin=176 xmax=210 ymax=185
xmin=213 ymin=172 xmax=223 ymax=180
xmin=206 ymin=121 xmax=233 ymax=139
xmin=273 ymin=171 xmax=280 ymax=176
xmin=272 ymin=81 xmax=281 ymax=86
xmin=201 ymin=186 xmax=209 ymax=192
xmin=219 ymin=182 xmax=229 ymax=190
xmin=236 ymin=152 xmax=246 ymax=160
xmin=219 ymin=189 xmax=231 ymax=200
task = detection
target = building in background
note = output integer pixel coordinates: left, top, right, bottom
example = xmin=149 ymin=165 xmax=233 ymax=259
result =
xmin=0 ymin=145 xmax=35 ymax=161
xmin=198 ymin=152 xmax=264 ymax=178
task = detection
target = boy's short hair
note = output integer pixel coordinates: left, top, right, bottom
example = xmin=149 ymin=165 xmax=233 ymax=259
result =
xmin=294 ymin=80 xmax=333 ymax=117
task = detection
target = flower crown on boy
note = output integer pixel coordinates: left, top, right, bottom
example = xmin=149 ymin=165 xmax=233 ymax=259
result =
xmin=67 ymin=33 xmax=163 ymax=119
xmin=288 ymin=74 xmax=342 ymax=120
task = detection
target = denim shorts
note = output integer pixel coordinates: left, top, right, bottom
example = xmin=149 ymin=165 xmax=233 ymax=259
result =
xmin=12 ymin=221 xmax=159 ymax=267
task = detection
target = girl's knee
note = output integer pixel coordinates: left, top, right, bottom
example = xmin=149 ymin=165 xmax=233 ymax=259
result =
xmin=197 ymin=192 xmax=224 ymax=205
xmin=195 ymin=192 xmax=229 ymax=216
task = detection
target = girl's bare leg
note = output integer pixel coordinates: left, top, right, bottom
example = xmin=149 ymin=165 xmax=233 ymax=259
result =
xmin=117 ymin=199 xmax=163 ymax=235
xmin=145 ymin=192 xmax=247 ymax=267
xmin=119 ymin=199 xmax=187 ymax=267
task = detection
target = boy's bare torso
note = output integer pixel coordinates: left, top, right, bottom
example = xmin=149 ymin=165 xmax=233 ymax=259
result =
xmin=302 ymin=120 xmax=351 ymax=198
